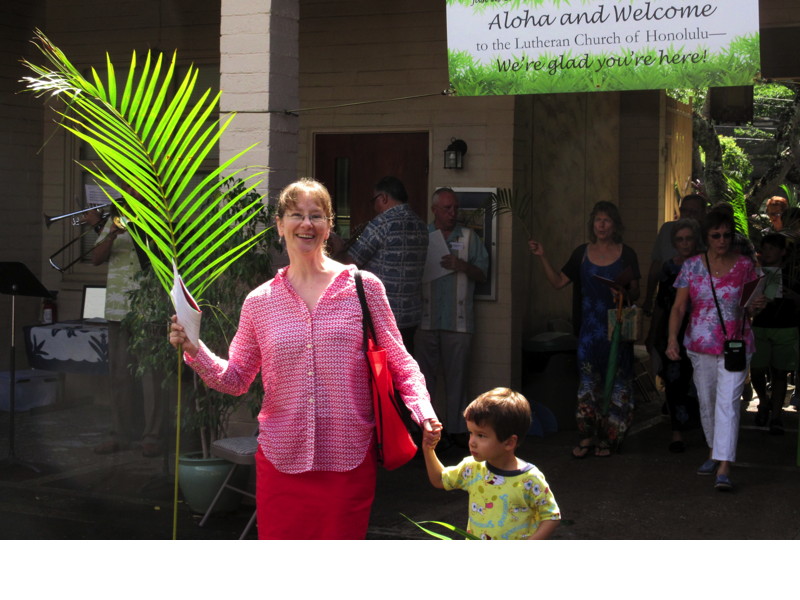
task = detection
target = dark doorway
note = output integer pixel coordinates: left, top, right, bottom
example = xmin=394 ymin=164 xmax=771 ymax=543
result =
xmin=313 ymin=132 xmax=429 ymax=242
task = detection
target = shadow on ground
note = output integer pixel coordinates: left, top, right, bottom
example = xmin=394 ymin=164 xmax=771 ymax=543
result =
xmin=1 ymin=391 xmax=799 ymax=540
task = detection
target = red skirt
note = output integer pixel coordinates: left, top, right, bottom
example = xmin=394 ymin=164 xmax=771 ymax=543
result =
xmin=254 ymin=444 xmax=377 ymax=540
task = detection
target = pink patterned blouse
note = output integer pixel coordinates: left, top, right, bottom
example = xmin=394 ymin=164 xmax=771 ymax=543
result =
xmin=186 ymin=265 xmax=436 ymax=474
xmin=673 ymin=253 xmax=758 ymax=355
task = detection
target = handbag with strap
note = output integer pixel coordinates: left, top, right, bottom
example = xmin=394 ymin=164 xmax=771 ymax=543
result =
xmin=354 ymin=271 xmax=418 ymax=470
xmin=607 ymin=305 xmax=641 ymax=341
xmin=706 ymin=252 xmax=747 ymax=372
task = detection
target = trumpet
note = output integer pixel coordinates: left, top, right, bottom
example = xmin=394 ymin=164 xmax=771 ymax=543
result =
xmin=45 ymin=203 xmax=128 ymax=272
xmin=44 ymin=203 xmax=112 ymax=229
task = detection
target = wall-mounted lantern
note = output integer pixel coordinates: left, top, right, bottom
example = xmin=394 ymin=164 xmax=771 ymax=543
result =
xmin=444 ymin=138 xmax=467 ymax=169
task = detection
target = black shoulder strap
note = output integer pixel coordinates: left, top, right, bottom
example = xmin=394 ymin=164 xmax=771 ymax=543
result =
xmin=705 ymin=252 xmax=746 ymax=339
xmin=354 ymin=270 xmax=377 ymax=347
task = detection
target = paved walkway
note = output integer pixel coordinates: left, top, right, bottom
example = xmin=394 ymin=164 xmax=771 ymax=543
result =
xmin=1 ymin=387 xmax=798 ymax=540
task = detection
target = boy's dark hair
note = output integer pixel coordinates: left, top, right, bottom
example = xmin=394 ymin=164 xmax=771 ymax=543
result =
xmin=761 ymin=232 xmax=786 ymax=250
xmin=463 ymin=387 xmax=531 ymax=447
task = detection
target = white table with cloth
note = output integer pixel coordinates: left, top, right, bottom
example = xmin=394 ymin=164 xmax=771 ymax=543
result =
xmin=24 ymin=319 xmax=110 ymax=375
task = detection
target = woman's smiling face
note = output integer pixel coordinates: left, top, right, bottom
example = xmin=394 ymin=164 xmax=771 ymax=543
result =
xmin=277 ymin=191 xmax=331 ymax=257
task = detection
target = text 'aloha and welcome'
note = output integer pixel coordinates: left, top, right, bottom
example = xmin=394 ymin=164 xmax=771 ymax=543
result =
xmin=486 ymin=2 xmax=717 ymax=30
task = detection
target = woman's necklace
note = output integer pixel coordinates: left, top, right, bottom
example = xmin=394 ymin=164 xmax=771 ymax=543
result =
xmin=708 ymin=254 xmax=729 ymax=276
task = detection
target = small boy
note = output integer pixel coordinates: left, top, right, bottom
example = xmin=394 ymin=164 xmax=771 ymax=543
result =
xmin=422 ymin=387 xmax=560 ymax=540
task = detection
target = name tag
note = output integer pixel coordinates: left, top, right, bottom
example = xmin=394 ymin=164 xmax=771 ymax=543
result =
xmin=449 ymin=242 xmax=464 ymax=251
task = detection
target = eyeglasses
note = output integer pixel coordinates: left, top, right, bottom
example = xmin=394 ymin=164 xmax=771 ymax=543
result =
xmin=674 ymin=235 xmax=695 ymax=243
xmin=709 ymin=232 xmax=733 ymax=240
xmin=284 ymin=212 xmax=327 ymax=224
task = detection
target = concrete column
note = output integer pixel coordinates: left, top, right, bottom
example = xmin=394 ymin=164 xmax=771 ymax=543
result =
xmin=220 ymin=0 xmax=299 ymax=204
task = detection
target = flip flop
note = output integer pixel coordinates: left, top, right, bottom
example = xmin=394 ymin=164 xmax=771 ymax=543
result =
xmin=572 ymin=442 xmax=594 ymax=459
xmin=594 ymin=444 xmax=612 ymax=458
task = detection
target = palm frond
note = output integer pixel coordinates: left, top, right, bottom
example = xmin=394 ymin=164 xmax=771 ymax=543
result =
xmin=779 ymin=183 xmax=798 ymax=208
xmin=400 ymin=513 xmax=480 ymax=540
xmin=470 ymin=188 xmax=533 ymax=239
xmin=21 ymin=30 xmax=268 ymax=301
xmin=722 ymin=174 xmax=750 ymax=238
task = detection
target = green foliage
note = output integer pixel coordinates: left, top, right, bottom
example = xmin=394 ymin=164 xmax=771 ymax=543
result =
xmin=718 ymin=135 xmax=753 ymax=185
xmin=666 ymin=87 xmax=706 ymax=106
xmin=449 ymin=35 xmax=759 ymax=96
xmin=754 ymin=83 xmax=795 ymax=122
xmin=733 ymin=124 xmax=773 ymax=139
xmin=479 ymin=188 xmax=533 ymax=239
xmin=779 ymin=183 xmax=799 ymax=208
xmin=401 ymin=514 xmax=479 ymax=540
xmin=124 ymin=179 xmax=278 ymax=454
xmin=721 ymin=175 xmax=750 ymax=238
xmin=22 ymin=30 xmax=267 ymax=303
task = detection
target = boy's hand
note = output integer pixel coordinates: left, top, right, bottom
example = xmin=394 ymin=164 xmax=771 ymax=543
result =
xmin=421 ymin=418 xmax=445 ymax=489
xmin=422 ymin=419 xmax=443 ymax=449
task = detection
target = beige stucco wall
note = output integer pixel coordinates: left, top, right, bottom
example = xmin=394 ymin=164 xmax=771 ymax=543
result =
xmin=517 ymin=92 xmax=622 ymax=334
xmin=6 ymin=0 xmax=791 ymax=407
xmin=297 ymin=1 xmax=520 ymax=399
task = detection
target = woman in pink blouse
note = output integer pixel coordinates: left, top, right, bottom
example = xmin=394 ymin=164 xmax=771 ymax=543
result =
xmin=666 ymin=204 xmax=764 ymax=492
xmin=169 ymin=178 xmax=439 ymax=539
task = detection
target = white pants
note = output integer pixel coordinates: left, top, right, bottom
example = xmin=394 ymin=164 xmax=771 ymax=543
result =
xmin=687 ymin=350 xmax=751 ymax=462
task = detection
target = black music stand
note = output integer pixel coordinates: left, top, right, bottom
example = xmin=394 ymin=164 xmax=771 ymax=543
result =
xmin=0 ymin=262 xmax=53 ymax=472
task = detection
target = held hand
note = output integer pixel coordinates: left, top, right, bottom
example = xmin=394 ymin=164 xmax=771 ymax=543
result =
xmin=169 ymin=315 xmax=199 ymax=358
xmin=83 ymin=208 xmax=103 ymax=227
xmin=422 ymin=418 xmax=443 ymax=449
xmin=528 ymin=240 xmax=545 ymax=256
xmin=440 ymin=254 xmax=462 ymax=271
xmin=665 ymin=339 xmax=680 ymax=361
xmin=748 ymin=294 xmax=768 ymax=315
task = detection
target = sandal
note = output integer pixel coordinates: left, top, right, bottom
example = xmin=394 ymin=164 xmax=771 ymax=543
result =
xmin=594 ymin=443 xmax=612 ymax=458
xmin=572 ymin=441 xmax=594 ymax=459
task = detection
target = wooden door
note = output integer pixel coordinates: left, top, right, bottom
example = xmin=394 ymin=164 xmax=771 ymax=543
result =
xmin=313 ymin=132 xmax=429 ymax=241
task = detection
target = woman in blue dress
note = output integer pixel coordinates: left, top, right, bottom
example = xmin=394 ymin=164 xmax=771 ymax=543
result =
xmin=530 ymin=202 xmax=641 ymax=457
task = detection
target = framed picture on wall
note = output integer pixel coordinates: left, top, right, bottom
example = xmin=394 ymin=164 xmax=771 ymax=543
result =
xmin=452 ymin=187 xmax=497 ymax=301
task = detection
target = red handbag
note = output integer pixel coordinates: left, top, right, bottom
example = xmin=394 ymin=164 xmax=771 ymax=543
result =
xmin=354 ymin=271 xmax=418 ymax=470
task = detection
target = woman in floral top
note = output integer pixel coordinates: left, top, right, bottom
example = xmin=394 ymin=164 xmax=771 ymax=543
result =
xmin=666 ymin=204 xmax=765 ymax=492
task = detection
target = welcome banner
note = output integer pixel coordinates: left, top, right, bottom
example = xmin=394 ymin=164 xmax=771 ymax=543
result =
xmin=446 ymin=0 xmax=760 ymax=95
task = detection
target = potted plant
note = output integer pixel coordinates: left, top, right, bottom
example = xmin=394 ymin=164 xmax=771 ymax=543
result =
xmin=23 ymin=31 xmax=272 ymax=526
xmin=124 ymin=179 xmax=278 ymax=512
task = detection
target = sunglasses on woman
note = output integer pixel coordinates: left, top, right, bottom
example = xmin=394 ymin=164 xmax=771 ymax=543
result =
xmin=709 ymin=232 xmax=733 ymax=240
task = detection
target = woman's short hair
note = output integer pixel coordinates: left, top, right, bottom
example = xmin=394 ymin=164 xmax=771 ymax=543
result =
xmin=670 ymin=218 xmax=701 ymax=248
xmin=702 ymin=202 xmax=736 ymax=240
xmin=373 ymin=176 xmax=408 ymax=204
xmin=276 ymin=178 xmax=334 ymax=226
xmin=463 ymin=387 xmax=531 ymax=447
xmin=587 ymin=201 xmax=624 ymax=243
xmin=766 ymin=196 xmax=789 ymax=212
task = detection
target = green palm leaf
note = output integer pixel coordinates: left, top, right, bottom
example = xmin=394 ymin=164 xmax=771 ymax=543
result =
xmin=722 ymin=174 xmax=750 ymax=238
xmin=401 ymin=513 xmax=480 ymax=540
xmin=21 ymin=29 xmax=268 ymax=301
xmin=468 ymin=188 xmax=533 ymax=239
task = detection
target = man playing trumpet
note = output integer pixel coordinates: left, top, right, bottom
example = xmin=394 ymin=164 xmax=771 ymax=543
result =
xmin=87 ymin=186 xmax=163 ymax=458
